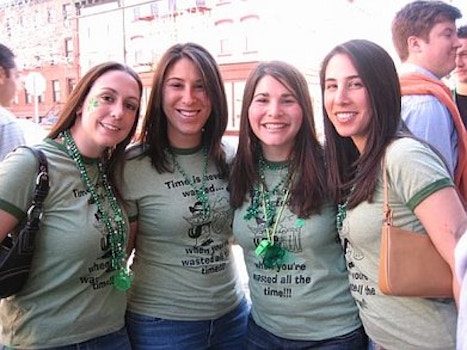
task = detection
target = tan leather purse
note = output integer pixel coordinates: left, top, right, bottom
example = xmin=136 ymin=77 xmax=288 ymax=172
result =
xmin=378 ymin=164 xmax=453 ymax=298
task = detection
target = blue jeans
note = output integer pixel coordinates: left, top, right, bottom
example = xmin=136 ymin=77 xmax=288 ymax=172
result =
xmin=245 ymin=315 xmax=368 ymax=349
xmin=126 ymin=297 xmax=249 ymax=350
xmin=0 ymin=327 xmax=131 ymax=350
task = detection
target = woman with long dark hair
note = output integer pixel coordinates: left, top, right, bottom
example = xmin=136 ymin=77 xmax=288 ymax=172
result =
xmin=321 ymin=39 xmax=466 ymax=349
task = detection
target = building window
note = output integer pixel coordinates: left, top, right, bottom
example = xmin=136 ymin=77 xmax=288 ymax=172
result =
xmin=52 ymin=80 xmax=60 ymax=103
xmin=130 ymin=35 xmax=153 ymax=67
xmin=6 ymin=18 xmax=11 ymax=37
xmin=25 ymin=91 xmax=32 ymax=104
xmin=62 ymin=4 xmax=72 ymax=27
xmin=240 ymin=15 xmax=259 ymax=53
xmin=134 ymin=2 xmax=159 ymax=20
xmin=215 ymin=19 xmax=233 ymax=56
xmin=25 ymin=92 xmax=42 ymax=104
xmin=151 ymin=2 xmax=160 ymax=16
xmin=65 ymin=38 xmax=73 ymax=62
xmin=133 ymin=6 xmax=143 ymax=20
xmin=168 ymin=0 xmax=177 ymax=14
xmin=47 ymin=8 xmax=53 ymax=23
xmin=67 ymin=78 xmax=76 ymax=94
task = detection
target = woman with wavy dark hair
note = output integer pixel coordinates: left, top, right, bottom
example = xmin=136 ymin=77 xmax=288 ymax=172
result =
xmin=122 ymin=42 xmax=248 ymax=349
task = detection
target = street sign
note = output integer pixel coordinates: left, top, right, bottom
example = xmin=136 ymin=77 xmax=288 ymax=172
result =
xmin=25 ymin=72 xmax=46 ymax=123
xmin=25 ymin=72 xmax=46 ymax=96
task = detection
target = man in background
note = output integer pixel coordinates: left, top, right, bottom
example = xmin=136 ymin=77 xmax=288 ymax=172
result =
xmin=0 ymin=43 xmax=25 ymax=161
xmin=455 ymin=25 xmax=467 ymax=127
xmin=392 ymin=0 xmax=467 ymax=201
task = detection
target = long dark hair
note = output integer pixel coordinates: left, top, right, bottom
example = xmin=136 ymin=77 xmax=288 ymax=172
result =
xmin=139 ymin=42 xmax=229 ymax=177
xmin=230 ymin=60 xmax=328 ymax=218
xmin=320 ymin=39 xmax=401 ymax=208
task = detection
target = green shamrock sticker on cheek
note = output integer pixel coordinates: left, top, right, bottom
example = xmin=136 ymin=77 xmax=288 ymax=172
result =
xmin=86 ymin=97 xmax=99 ymax=113
xmin=295 ymin=218 xmax=305 ymax=228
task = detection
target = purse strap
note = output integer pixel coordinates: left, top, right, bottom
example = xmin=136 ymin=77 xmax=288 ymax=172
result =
xmin=382 ymin=160 xmax=394 ymax=226
xmin=22 ymin=147 xmax=50 ymax=232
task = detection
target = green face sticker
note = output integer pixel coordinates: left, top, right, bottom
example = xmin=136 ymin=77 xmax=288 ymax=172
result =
xmin=86 ymin=97 xmax=99 ymax=113
xmin=295 ymin=218 xmax=305 ymax=228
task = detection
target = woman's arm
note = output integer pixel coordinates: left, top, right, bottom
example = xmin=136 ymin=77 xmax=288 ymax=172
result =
xmin=414 ymin=186 xmax=467 ymax=306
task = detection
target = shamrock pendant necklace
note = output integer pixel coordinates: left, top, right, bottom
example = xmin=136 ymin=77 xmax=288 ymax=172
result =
xmin=169 ymin=146 xmax=210 ymax=220
xmin=254 ymin=183 xmax=291 ymax=269
xmin=63 ymin=130 xmax=132 ymax=291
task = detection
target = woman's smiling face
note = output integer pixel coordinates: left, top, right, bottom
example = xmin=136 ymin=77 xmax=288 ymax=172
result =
xmin=163 ymin=57 xmax=212 ymax=148
xmin=323 ymin=53 xmax=372 ymax=153
xmin=248 ymin=75 xmax=303 ymax=161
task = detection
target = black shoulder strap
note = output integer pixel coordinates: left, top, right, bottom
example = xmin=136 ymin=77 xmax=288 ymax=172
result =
xmin=29 ymin=148 xmax=49 ymax=202
xmin=20 ymin=147 xmax=50 ymax=230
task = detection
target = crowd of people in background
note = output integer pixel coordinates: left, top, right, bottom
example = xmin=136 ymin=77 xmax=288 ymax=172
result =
xmin=1 ymin=0 xmax=467 ymax=349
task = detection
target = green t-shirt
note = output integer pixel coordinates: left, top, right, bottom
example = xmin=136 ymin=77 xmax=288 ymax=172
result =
xmin=340 ymin=138 xmax=456 ymax=349
xmin=0 ymin=140 xmax=128 ymax=348
xmin=233 ymin=165 xmax=362 ymax=341
xmin=122 ymin=144 xmax=244 ymax=320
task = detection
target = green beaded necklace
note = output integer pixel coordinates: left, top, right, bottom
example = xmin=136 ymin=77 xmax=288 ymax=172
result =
xmin=336 ymin=185 xmax=355 ymax=234
xmin=168 ymin=146 xmax=210 ymax=220
xmin=63 ymin=130 xmax=132 ymax=291
xmin=244 ymin=156 xmax=291 ymax=225
xmin=245 ymin=155 xmax=293 ymax=269
xmin=336 ymin=201 xmax=348 ymax=234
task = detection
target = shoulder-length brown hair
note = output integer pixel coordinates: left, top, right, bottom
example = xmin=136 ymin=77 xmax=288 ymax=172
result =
xmin=139 ymin=42 xmax=229 ymax=177
xmin=48 ymin=61 xmax=143 ymax=192
xmin=230 ymin=60 xmax=328 ymax=218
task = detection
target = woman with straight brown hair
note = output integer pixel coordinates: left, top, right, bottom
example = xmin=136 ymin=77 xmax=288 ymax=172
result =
xmin=122 ymin=42 xmax=248 ymax=350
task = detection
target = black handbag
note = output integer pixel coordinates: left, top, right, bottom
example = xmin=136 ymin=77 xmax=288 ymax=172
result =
xmin=0 ymin=147 xmax=49 ymax=298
